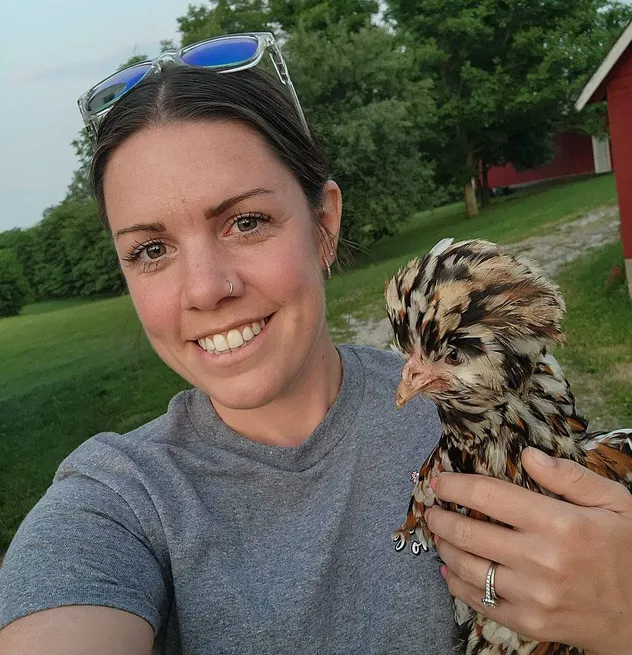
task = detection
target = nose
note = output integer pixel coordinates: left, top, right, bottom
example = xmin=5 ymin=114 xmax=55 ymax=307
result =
xmin=180 ymin=241 xmax=238 ymax=311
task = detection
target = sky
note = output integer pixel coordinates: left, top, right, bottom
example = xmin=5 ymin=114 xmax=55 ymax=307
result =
xmin=0 ymin=0 xmax=194 ymax=232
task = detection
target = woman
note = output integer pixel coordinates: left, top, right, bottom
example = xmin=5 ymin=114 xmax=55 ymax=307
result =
xmin=1 ymin=34 xmax=631 ymax=655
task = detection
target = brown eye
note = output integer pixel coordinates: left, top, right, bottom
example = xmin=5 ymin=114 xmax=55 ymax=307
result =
xmin=145 ymin=243 xmax=166 ymax=259
xmin=445 ymin=348 xmax=460 ymax=365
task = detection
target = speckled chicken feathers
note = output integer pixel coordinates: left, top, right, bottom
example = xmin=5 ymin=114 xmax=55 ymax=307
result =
xmin=385 ymin=238 xmax=632 ymax=655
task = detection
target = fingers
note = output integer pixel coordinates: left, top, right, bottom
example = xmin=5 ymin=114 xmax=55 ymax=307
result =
xmin=440 ymin=545 xmax=559 ymax=645
xmin=443 ymin=566 xmax=507 ymax=621
xmin=441 ymin=568 xmax=552 ymax=642
xmin=431 ymin=452 xmax=631 ymax=533
xmin=522 ymin=448 xmax=632 ymax=512
xmin=432 ymin=471 xmax=564 ymax=531
xmin=426 ymin=505 xmax=527 ymax=566
xmin=436 ymin=537 xmax=522 ymax=605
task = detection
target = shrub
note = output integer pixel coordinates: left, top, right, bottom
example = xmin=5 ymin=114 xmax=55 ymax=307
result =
xmin=0 ymin=250 xmax=31 ymax=317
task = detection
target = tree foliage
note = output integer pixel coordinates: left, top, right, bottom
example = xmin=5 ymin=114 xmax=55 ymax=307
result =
xmin=178 ymin=0 xmax=271 ymax=45
xmin=0 ymin=203 xmax=124 ymax=302
xmin=268 ymin=0 xmax=378 ymax=32
xmin=387 ymin=0 xmax=632 ymax=213
xmin=285 ymin=21 xmax=439 ymax=242
xmin=0 ymin=250 xmax=31 ymax=318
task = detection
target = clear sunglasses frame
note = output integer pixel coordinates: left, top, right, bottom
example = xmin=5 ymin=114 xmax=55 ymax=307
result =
xmin=77 ymin=32 xmax=310 ymax=142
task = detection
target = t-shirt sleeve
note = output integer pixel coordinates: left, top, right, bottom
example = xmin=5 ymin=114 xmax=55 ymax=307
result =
xmin=0 ymin=473 xmax=170 ymax=634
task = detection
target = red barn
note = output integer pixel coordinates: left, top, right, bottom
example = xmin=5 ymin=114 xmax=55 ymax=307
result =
xmin=576 ymin=21 xmax=632 ymax=297
xmin=487 ymin=133 xmax=612 ymax=190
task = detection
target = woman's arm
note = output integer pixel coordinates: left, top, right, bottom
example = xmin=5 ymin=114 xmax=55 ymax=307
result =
xmin=425 ymin=447 xmax=632 ymax=655
xmin=0 ymin=606 xmax=153 ymax=655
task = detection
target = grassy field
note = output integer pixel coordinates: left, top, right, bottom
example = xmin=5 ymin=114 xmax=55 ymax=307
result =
xmin=556 ymin=241 xmax=632 ymax=427
xmin=0 ymin=173 xmax=628 ymax=553
xmin=326 ymin=173 xmax=620 ymax=333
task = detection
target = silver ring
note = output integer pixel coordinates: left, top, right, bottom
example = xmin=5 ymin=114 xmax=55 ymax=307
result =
xmin=227 ymin=280 xmax=233 ymax=296
xmin=481 ymin=561 xmax=499 ymax=608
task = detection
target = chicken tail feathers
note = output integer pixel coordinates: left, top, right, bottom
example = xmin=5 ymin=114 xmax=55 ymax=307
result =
xmin=583 ymin=429 xmax=632 ymax=491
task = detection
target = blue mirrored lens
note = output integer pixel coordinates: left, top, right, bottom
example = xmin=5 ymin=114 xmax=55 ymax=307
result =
xmin=181 ymin=37 xmax=259 ymax=68
xmin=86 ymin=63 xmax=151 ymax=113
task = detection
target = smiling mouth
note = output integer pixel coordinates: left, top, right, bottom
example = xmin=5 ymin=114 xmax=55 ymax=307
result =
xmin=195 ymin=315 xmax=272 ymax=354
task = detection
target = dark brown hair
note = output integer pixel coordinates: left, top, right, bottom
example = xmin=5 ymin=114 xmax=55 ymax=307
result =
xmin=90 ymin=66 xmax=329 ymax=226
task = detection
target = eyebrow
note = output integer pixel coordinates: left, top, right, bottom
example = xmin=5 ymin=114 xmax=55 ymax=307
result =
xmin=114 ymin=222 xmax=166 ymax=240
xmin=204 ymin=188 xmax=275 ymax=220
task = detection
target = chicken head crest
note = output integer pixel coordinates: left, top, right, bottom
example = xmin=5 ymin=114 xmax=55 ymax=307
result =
xmin=385 ymin=238 xmax=565 ymax=410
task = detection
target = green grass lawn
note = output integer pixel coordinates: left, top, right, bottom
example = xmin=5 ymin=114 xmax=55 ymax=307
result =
xmin=555 ymin=241 xmax=632 ymax=428
xmin=327 ymin=173 xmax=619 ymax=334
xmin=0 ymin=173 xmax=627 ymax=553
xmin=18 ymin=298 xmax=101 ymax=316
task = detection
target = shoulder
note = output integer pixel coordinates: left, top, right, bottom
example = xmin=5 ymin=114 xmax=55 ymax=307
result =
xmin=339 ymin=344 xmax=440 ymax=430
xmin=339 ymin=344 xmax=412 ymax=393
xmin=340 ymin=344 xmax=404 ymax=377
xmin=54 ymin=388 xmax=203 ymax=488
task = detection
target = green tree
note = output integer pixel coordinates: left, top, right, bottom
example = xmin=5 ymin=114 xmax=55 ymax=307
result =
xmin=268 ymin=0 xmax=378 ymax=31
xmin=387 ymin=0 xmax=632 ymax=216
xmin=177 ymin=1 xmax=270 ymax=45
xmin=66 ymin=131 xmax=95 ymax=204
xmin=0 ymin=227 xmax=39 ymax=296
xmin=0 ymin=250 xmax=31 ymax=318
xmin=58 ymin=201 xmax=125 ymax=297
xmin=28 ymin=205 xmax=75 ymax=298
xmin=285 ymin=21 xmax=439 ymax=243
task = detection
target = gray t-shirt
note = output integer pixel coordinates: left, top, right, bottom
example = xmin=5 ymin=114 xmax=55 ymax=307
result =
xmin=0 ymin=345 xmax=458 ymax=653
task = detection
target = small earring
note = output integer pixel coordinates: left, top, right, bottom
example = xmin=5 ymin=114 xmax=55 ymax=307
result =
xmin=325 ymin=259 xmax=332 ymax=280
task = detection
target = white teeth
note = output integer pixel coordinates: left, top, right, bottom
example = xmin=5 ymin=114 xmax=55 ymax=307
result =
xmin=226 ymin=329 xmax=244 ymax=348
xmin=197 ymin=317 xmax=269 ymax=354
xmin=213 ymin=334 xmax=230 ymax=352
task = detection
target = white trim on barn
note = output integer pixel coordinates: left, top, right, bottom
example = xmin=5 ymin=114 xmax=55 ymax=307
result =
xmin=576 ymin=21 xmax=632 ymax=111
xmin=592 ymin=135 xmax=612 ymax=174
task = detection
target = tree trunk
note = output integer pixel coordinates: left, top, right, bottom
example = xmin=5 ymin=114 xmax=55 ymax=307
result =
xmin=480 ymin=163 xmax=491 ymax=208
xmin=464 ymin=140 xmax=479 ymax=218
xmin=464 ymin=180 xmax=478 ymax=218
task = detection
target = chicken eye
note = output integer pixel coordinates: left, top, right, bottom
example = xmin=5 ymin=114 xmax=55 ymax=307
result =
xmin=445 ymin=347 xmax=460 ymax=365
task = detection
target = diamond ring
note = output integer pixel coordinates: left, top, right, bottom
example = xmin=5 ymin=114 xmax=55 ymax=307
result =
xmin=481 ymin=561 xmax=499 ymax=608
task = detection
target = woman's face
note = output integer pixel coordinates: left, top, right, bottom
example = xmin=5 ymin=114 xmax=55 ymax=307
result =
xmin=103 ymin=120 xmax=341 ymax=410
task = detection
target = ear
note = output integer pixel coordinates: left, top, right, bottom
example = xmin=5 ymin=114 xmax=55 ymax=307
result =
xmin=319 ymin=180 xmax=342 ymax=254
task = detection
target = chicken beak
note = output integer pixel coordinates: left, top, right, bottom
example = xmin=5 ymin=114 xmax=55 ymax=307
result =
xmin=395 ymin=356 xmax=443 ymax=409
xmin=395 ymin=377 xmax=438 ymax=409
xmin=395 ymin=378 xmax=419 ymax=409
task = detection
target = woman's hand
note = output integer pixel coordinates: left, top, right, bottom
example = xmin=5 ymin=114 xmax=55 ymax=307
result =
xmin=425 ymin=447 xmax=632 ymax=655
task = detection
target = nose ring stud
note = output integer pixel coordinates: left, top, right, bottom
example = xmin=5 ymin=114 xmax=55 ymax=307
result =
xmin=227 ymin=280 xmax=233 ymax=296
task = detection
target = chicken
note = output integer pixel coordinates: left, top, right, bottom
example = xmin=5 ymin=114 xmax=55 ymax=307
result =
xmin=385 ymin=237 xmax=632 ymax=655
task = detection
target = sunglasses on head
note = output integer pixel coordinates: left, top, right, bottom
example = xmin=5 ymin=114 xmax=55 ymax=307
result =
xmin=77 ymin=32 xmax=310 ymax=142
